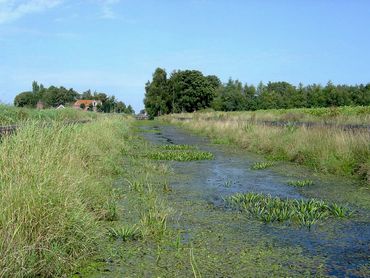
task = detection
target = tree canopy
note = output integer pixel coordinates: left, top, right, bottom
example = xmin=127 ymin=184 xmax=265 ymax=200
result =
xmin=144 ymin=68 xmax=370 ymax=116
xmin=144 ymin=68 xmax=221 ymax=118
xmin=14 ymin=81 xmax=135 ymax=114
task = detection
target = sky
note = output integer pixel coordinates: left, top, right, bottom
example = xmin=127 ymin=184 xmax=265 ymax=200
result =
xmin=0 ymin=0 xmax=369 ymax=112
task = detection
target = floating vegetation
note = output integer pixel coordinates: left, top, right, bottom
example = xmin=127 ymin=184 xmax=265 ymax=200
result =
xmin=225 ymin=192 xmax=351 ymax=227
xmin=147 ymin=150 xmax=214 ymax=161
xmin=223 ymin=180 xmax=233 ymax=188
xmin=250 ymin=161 xmax=275 ymax=170
xmin=159 ymin=144 xmax=196 ymax=150
xmin=108 ymin=226 xmax=142 ymax=242
xmin=287 ymin=180 xmax=314 ymax=187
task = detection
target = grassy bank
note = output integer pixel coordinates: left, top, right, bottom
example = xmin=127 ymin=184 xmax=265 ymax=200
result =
xmin=161 ymin=111 xmax=370 ymax=182
xmin=0 ymin=117 xmax=130 ymax=277
xmin=0 ymin=105 xmax=97 ymax=125
xmin=169 ymin=106 xmax=370 ymax=125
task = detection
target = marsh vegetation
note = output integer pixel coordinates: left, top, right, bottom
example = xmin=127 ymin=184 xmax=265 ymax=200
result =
xmin=161 ymin=107 xmax=370 ymax=183
xmin=225 ymin=192 xmax=351 ymax=227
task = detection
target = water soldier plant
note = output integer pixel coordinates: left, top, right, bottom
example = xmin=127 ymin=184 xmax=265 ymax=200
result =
xmin=225 ymin=192 xmax=352 ymax=227
xmin=287 ymin=180 xmax=314 ymax=187
xmin=160 ymin=144 xmax=196 ymax=150
xmin=250 ymin=161 xmax=275 ymax=170
xmin=147 ymin=149 xmax=214 ymax=161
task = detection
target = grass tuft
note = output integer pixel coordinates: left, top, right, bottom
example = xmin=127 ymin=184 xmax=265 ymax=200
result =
xmin=108 ymin=225 xmax=142 ymax=242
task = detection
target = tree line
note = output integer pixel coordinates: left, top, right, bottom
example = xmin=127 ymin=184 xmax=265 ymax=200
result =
xmin=14 ymin=81 xmax=135 ymax=114
xmin=144 ymin=68 xmax=370 ymax=118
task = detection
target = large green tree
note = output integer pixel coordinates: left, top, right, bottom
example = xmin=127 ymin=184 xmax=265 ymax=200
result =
xmin=144 ymin=68 xmax=171 ymax=119
xmin=169 ymin=70 xmax=220 ymax=113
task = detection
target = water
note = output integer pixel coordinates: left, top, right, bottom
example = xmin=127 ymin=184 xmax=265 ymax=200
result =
xmin=140 ymin=124 xmax=370 ymax=277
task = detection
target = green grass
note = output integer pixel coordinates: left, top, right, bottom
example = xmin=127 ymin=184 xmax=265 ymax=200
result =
xmin=225 ymin=192 xmax=352 ymax=227
xmin=0 ymin=117 xmax=130 ymax=277
xmin=147 ymin=149 xmax=214 ymax=161
xmin=0 ymin=104 xmax=99 ymax=125
xmin=108 ymin=225 xmax=143 ymax=242
xmin=287 ymin=180 xmax=314 ymax=187
xmin=250 ymin=161 xmax=275 ymax=170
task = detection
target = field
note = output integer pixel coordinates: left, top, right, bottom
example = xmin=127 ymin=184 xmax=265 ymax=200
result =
xmin=161 ymin=106 xmax=370 ymax=182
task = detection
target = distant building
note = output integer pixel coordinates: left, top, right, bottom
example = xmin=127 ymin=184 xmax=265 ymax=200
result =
xmin=36 ymin=101 xmax=44 ymax=109
xmin=73 ymin=100 xmax=102 ymax=112
xmin=56 ymin=105 xmax=65 ymax=109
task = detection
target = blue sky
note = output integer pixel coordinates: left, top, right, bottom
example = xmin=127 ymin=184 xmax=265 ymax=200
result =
xmin=0 ymin=0 xmax=369 ymax=112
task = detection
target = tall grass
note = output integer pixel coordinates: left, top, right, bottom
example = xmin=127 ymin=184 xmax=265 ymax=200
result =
xmin=161 ymin=113 xmax=370 ymax=182
xmin=0 ymin=105 xmax=98 ymax=125
xmin=0 ymin=117 xmax=129 ymax=277
xmin=167 ymin=106 xmax=370 ymax=125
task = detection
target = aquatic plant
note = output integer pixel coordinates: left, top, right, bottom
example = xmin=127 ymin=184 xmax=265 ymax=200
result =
xmin=147 ymin=150 xmax=214 ymax=161
xmin=160 ymin=144 xmax=196 ymax=150
xmin=223 ymin=180 xmax=233 ymax=188
xmin=105 ymin=200 xmax=118 ymax=221
xmin=225 ymin=192 xmax=351 ymax=227
xmin=108 ymin=225 xmax=142 ymax=241
xmin=287 ymin=180 xmax=314 ymax=187
xmin=250 ymin=161 xmax=275 ymax=170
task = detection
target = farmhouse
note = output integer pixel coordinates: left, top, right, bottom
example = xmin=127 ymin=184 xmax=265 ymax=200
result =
xmin=73 ymin=100 xmax=102 ymax=111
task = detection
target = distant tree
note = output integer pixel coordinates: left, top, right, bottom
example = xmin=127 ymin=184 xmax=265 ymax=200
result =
xmin=169 ymin=70 xmax=218 ymax=113
xmin=212 ymin=79 xmax=245 ymax=111
xmin=126 ymin=104 xmax=135 ymax=114
xmin=32 ymin=81 xmax=40 ymax=94
xmin=144 ymin=68 xmax=171 ymax=118
xmin=115 ymin=101 xmax=127 ymax=113
xmin=14 ymin=91 xmax=37 ymax=107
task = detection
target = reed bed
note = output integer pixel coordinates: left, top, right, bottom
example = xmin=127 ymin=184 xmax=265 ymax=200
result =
xmin=0 ymin=117 xmax=129 ymax=277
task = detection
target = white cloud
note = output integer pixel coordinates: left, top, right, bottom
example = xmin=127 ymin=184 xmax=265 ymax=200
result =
xmin=0 ymin=0 xmax=62 ymax=24
xmin=100 ymin=0 xmax=120 ymax=19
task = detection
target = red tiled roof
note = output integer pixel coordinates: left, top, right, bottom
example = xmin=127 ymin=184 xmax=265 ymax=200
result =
xmin=74 ymin=100 xmax=101 ymax=106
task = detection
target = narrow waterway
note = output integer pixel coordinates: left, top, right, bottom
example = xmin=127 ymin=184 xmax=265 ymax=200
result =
xmin=138 ymin=124 xmax=370 ymax=277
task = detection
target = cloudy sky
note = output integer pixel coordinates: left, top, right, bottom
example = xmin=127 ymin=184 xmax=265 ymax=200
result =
xmin=0 ymin=0 xmax=369 ymax=111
